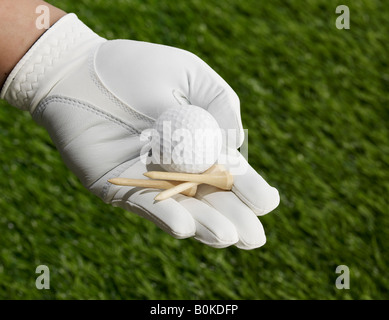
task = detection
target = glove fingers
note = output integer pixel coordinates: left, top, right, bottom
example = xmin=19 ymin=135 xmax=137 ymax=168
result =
xmin=173 ymin=194 xmax=239 ymax=248
xmin=195 ymin=185 xmax=267 ymax=250
xmin=105 ymin=157 xmax=196 ymax=238
xmin=110 ymin=185 xmax=196 ymax=239
xmin=223 ymin=151 xmax=280 ymax=216
xmin=233 ymin=169 xmax=280 ymax=217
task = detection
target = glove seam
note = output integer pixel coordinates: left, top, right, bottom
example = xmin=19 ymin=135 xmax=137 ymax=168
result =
xmin=33 ymin=95 xmax=141 ymax=135
xmin=88 ymin=45 xmax=155 ymax=130
xmin=33 ymin=95 xmax=143 ymax=196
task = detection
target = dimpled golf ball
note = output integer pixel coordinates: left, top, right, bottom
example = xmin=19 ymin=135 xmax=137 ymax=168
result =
xmin=151 ymin=105 xmax=222 ymax=173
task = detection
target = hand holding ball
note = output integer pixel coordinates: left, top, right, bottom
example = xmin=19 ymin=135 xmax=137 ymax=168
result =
xmin=109 ymin=105 xmax=231 ymax=200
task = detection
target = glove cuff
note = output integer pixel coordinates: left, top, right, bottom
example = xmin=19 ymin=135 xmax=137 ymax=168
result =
xmin=0 ymin=13 xmax=105 ymax=113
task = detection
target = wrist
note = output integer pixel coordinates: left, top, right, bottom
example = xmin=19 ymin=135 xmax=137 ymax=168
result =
xmin=1 ymin=13 xmax=105 ymax=113
xmin=0 ymin=0 xmax=66 ymax=88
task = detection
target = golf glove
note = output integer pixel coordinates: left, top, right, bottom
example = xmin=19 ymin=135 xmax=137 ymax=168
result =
xmin=1 ymin=14 xmax=280 ymax=249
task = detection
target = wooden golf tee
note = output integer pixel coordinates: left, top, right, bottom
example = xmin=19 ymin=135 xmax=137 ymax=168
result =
xmin=144 ymin=170 xmax=233 ymax=191
xmin=154 ymin=164 xmax=225 ymax=201
xmin=108 ymin=178 xmax=197 ymax=197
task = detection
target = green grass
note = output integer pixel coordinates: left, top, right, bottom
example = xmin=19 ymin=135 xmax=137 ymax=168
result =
xmin=0 ymin=0 xmax=388 ymax=299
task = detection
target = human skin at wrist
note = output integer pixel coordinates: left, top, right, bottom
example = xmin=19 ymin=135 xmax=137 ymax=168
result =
xmin=0 ymin=0 xmax=66 ymax=88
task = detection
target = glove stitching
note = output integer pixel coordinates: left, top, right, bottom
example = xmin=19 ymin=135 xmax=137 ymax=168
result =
xmin=88 ymin=51 xmax=155 ymax=129
xmin=20 ymin=30 xmax=77 ymax=107
xmin=4 ymin=14 xmax=94 ymax=110
xmin=34 ymin=95 xmax=140 ymax=135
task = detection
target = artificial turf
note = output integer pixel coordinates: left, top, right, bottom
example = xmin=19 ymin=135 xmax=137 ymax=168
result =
xmin=0 ymin=0 xmax=388 ymax=299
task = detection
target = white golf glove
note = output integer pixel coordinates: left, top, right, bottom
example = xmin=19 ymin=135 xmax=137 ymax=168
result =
xmin=1 ymin=14 xmax=279 ymax=249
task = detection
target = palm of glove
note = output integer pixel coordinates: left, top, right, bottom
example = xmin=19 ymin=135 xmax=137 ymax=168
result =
xmin=30 ymin=39 xmax=279 ymax=249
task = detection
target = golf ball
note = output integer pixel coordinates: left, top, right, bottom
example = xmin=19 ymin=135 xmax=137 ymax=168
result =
xmin=151 ymin=105 xmax=222 ymax=173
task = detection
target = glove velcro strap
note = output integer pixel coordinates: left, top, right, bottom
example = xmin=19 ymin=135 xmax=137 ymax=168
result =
xmin=0 ymin=13 xmax=105 ymax=113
